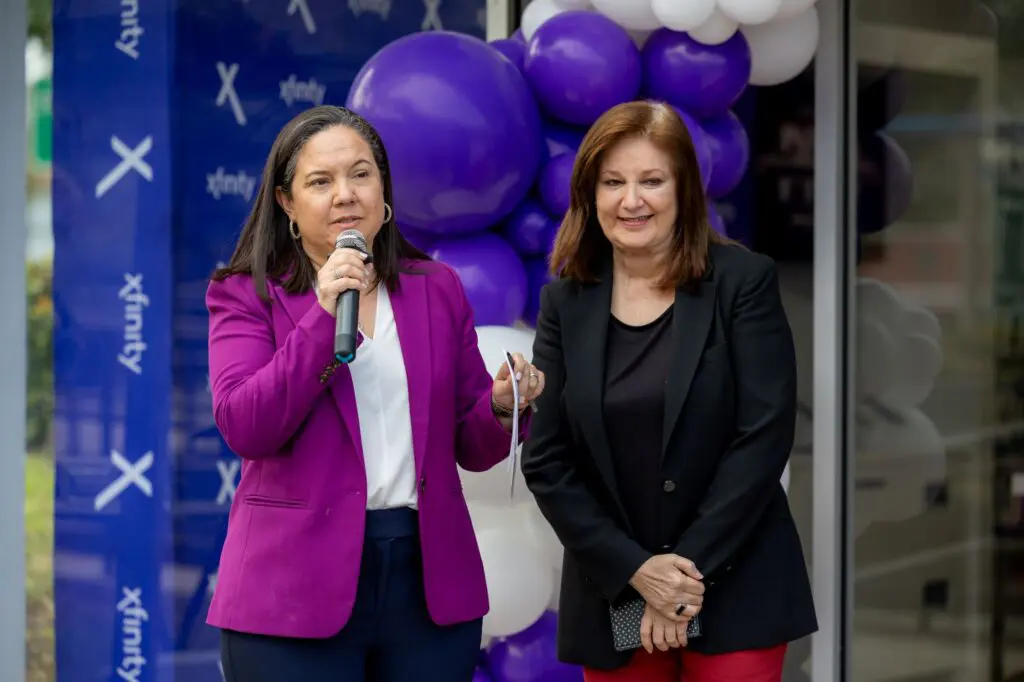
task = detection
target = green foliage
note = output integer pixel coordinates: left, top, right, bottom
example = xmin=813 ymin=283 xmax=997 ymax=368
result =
xmin=27 ymin=259 xmax=53 ymax=452
xmin=28 ymin=0 xmax=52 ymax=48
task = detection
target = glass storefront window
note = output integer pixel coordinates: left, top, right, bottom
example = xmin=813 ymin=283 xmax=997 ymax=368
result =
xmin=849 ymin=2 xmax=1024 ymax=680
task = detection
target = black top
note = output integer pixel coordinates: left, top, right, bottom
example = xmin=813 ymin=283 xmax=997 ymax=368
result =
xmin=603 ymin=307 xmax=674 ymax=552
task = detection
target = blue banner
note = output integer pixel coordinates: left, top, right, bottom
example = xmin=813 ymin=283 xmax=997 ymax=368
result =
xmin=52 ymin=2 xmax=485 ymax=681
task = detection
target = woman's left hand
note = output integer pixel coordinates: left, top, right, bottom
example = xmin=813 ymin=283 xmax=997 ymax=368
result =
xmin=492 ymin=352 xmax=545 ymax=414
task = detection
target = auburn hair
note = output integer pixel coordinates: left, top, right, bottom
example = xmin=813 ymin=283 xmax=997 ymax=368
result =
xmin=549 ymin=100 xmax=728 ymax=290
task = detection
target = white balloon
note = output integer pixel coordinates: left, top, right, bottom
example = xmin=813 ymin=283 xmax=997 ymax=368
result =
xmin=476 ymin=325 xmax=536 ymax=372
xmin=856 ymin=278 xmax=906 ymax=335
xmin=628 ymin=28 xmax=653 ymax=46
xmin=460 ymin=445 xmax=533 ymax=505
xmin=775 ymin=0 xmax=815 ymax=18
xmin=521 ymin=0 xmax=569 ymax=40
xmin=590 ymin=0 xmax=662 ymax=30
xmin=856 ymin=317 xmax=898 ymax=402
xmin=556 ymin=0 xmax=592 ymax=8
xmin=522 ymin=501 xmax=564 ymax=571
xmin=855 ymin=408 xmax=945 ymax=527
xmin=461 ymin=326 xmax=537 ymax=505
xmin=717 ymin=0 xmax=782 ymax=26
xmin=548 ymin=567 xmax=563 ymax=610
xmin=742 ymin=6 xmax=819 ymax=86
xmin=651 ymin=0 xmax=716 ymax=32
xmin=880 ymin=333 xmax=943 ymax=409
xmin=686 ymin=8 xmax=738 ymax=44
xmin=902 ymin=305 xmax=942 ymax=342
xmin=478 ymin=526 xmax=554 ymax=637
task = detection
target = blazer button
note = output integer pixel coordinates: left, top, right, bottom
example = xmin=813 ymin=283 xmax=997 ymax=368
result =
xmin=662 ymin=480 xmax=676 ymax=493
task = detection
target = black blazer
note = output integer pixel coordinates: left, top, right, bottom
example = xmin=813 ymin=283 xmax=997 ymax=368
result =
xmin=521 ymin=243 xmax=817 ymax=670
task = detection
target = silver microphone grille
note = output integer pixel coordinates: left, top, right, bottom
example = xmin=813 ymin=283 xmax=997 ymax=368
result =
xmin=335 ymin=229 xmax=368 ymax=253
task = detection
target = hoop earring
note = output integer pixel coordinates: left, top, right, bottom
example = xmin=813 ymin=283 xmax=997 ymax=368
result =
xmin=383 ymin=203 xmax=393 ymax=224
xmin=289 ymin=219 xmax=300 ymax=240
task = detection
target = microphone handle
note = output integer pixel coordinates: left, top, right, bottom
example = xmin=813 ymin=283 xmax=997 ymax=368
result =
xmin=334 ymin=288 xmax=360 ymax=363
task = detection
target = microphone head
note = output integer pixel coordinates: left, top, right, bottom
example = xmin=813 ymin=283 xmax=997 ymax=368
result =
xmin=335 ymin=229 xmax=368 ymax=253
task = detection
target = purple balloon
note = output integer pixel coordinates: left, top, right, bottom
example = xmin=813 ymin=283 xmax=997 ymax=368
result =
xmin=347 ymin=32 xmax=542 ymax=235
xmin=491 ymin=38 xmax=526 ymax=71
xmin=524 ymin=11 xmax=641 ymax=125
xmin=669 ymin=107 xmax=712 ymax=190
xmin=429 ymin=233 xmax=528 ymax=326
xmin=511 ymin=28 xmax=526 ymax=43
xmin=473 ymin=667 xmax=494 ymax=682
xmin=707 ymin=203 xmax=727 ymax=237
xmin=542 ymin=119 xmax=587 ymax=164
xmin=642 ymin=30 xmax=751 ymax=119
xmin=502 ymin=197 xmax=558 ymax=256
xmin=487 ymin=611 xmax=583 ymax=682
xmin=399 ymin=225 xmax=440 ymax=252
xmin=857 ymin=131 xmax=913 ymax=234
xmin=700 ymin=111 xmax=749 ymax=199
xmin=523 ymin=257 xmax=555 ymax=326
xmin=538 ymin=154 xmax=575 ymax=218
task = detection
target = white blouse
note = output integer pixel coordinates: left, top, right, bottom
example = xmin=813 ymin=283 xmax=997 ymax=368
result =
xmin=348 ymin=286 xmax=418 ymax=510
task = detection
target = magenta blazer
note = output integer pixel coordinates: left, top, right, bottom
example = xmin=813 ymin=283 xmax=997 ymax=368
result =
xmin=205 ymin=259 xmax=525 ymax=638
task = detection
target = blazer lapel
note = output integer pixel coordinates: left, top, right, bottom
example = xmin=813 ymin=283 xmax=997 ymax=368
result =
xmin=565 ymin=274 xmax=633 ymax=531
xmin=272 ymin=281 xmax=364 ymax=462
xmin=389 ymin=270 xmax=431 ymax=480
xmin=662 ymin=280 xmax=716 ymax=456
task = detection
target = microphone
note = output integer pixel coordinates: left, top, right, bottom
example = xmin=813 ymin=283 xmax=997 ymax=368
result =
xmin=333 ymin=229 xmax=369 ymax=364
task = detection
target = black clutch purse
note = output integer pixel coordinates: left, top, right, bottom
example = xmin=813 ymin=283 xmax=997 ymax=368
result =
xmin=609 ymin=598 xmax=703 ymax=652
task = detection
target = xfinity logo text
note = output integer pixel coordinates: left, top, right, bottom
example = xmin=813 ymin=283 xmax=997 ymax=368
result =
xmin=95 ymin=136 xmax=154 ymax=198
xmin=422 ymin=0 xmax=443 ymax=30
xmin=216 ymin=62 xmax=247 ymax=127
xmin=118 ymin=273 xmax=148 ymax=375
xmin=207 ymin=168 xmax=256 ymax=202
xmin=279 ymin=75 xmax=327 ymax=108
xmin=116 ymin=0 xmax=144 ymax=60
xmin=288 ymin=0 xmax=317 ymax=34
xmin=348 ymin=0 xmax=392 ymax=20
xmin=95 ymin=450 xmax=154 ymax=510
xmin=116 ymin=587 xmax=148 ymax=681
xmin=216 ymin=459 xmax=240 ymax=505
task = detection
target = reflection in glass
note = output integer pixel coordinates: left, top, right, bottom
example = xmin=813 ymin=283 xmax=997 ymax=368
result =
xmin=849 ymin=2 xmax=1024 ymax=681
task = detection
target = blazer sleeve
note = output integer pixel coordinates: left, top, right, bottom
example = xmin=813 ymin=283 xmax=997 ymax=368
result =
xmin=207 ymin=277 xmax=337 ymax=459
xmin=672 ymin=258 xmax=797 ymax=578
xmin=444 ymin=265 xmax=529 ymax=472
xmin=521 ymin=284 xmax=652 ymax=603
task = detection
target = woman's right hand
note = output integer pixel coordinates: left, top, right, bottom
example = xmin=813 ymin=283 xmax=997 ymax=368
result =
xmin=316 ymin=248 xmax=369 ymax=316
xmin=629 ymin=554 xmax=705 ymax=622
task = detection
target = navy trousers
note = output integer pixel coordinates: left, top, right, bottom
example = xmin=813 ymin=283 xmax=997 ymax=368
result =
xmin=220 ymin=508 xmax=483 ymax=682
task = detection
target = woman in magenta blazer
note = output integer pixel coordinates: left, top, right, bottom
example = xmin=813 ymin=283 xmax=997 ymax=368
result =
xmin=205 ymin=106 xmax=545 ymax=682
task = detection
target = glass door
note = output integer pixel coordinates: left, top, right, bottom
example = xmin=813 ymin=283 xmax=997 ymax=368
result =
xmin=846 ymin=2 xmax=1024 ymax=680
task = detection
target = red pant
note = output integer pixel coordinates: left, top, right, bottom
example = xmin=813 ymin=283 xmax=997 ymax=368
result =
xmin=583 ymin=644 xmax=787 ymax=682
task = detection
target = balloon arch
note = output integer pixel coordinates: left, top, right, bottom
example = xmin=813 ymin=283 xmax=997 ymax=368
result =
xmin=344 ymin=2 xmax=823 ymax=679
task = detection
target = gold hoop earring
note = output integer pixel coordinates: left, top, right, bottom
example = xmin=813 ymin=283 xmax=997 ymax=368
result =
xmin=383 ymin=203 xmax=393 ymax=224
xmin=289 ymin=219 xmax=300 ymax=240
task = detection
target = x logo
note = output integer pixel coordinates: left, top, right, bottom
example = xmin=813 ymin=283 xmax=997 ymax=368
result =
xmin=94 ymin=450 xmax=154 ymax=511
xmin=216 ymin=459 xmax=241 ymax=505
xmin=216 ymin=62 xmax=247 ymax=127
xmin=421 ymin=0 xmax=443 ymax=30
xmin=288 ymin=0 xmax=317 ymax=34
xmin=95 ymin=136 xmax=153 ymax=199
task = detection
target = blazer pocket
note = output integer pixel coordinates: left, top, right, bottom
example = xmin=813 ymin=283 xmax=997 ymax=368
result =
xmin=243 ymin=494 xmax=308 ymax=509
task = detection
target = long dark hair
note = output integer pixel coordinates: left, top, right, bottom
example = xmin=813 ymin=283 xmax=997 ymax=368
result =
xmin=211 ymin=105 xmax=430 ymax=299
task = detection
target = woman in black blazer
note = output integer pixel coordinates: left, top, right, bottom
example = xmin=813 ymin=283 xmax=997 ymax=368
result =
xmin=521 ymin=101 xmax=817 ymax=682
